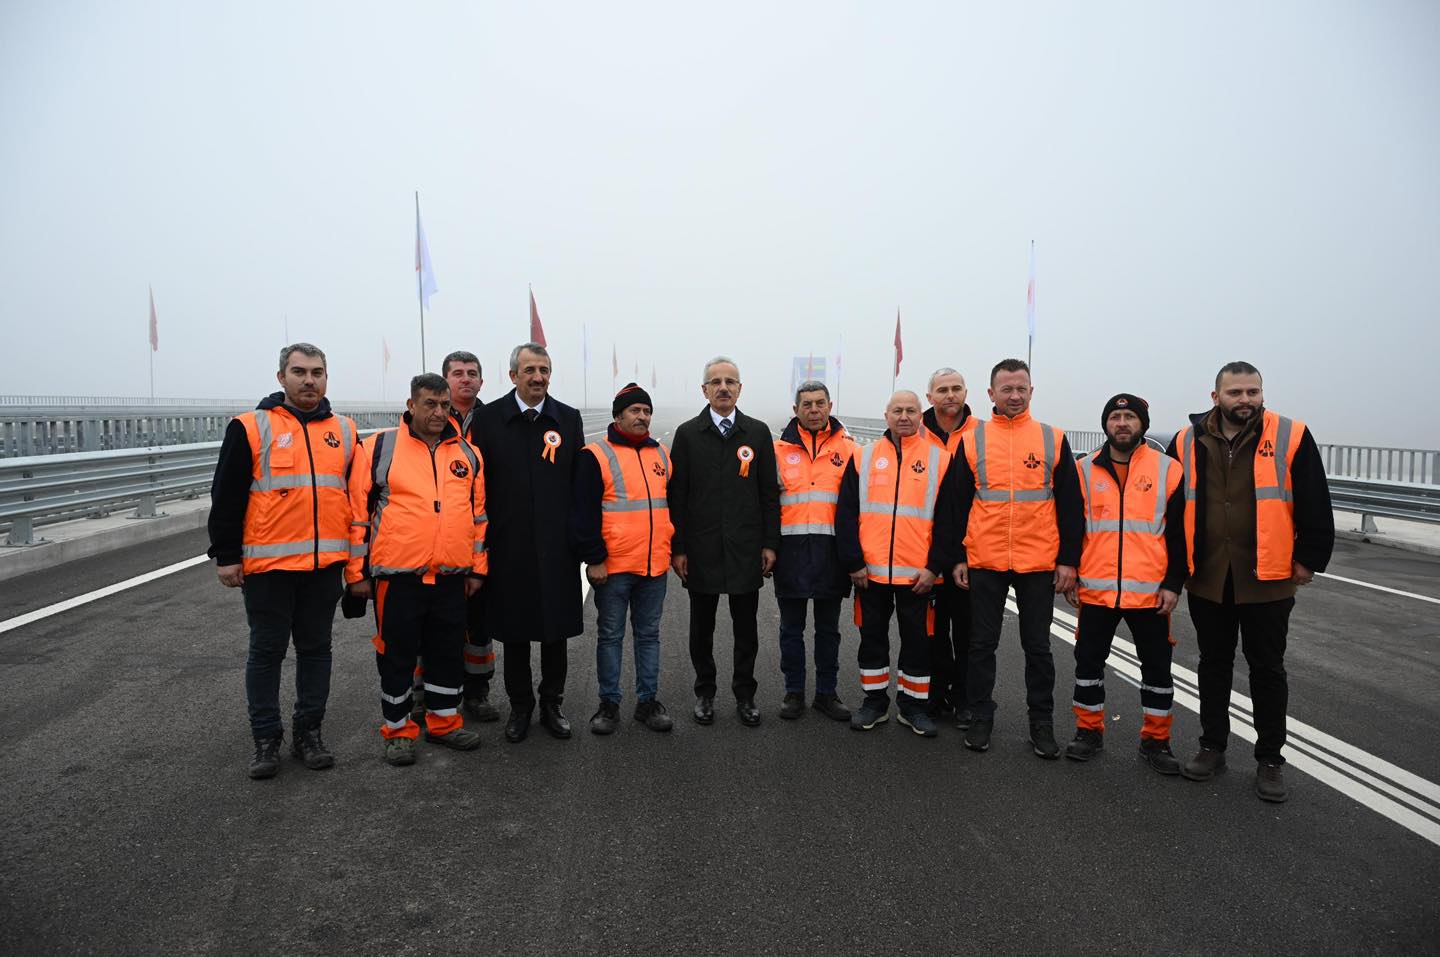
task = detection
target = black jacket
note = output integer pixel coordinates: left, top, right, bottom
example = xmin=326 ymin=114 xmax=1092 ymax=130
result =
xmin=470 ymin=389 xmax=585 ymax=643
xmin=1164 ymin=409 xmax=1334 ymax=575
xmin=1082 ymin=442 xmax=1189 ymax=595
xmin=206 ymin=392 xmax=338 ymax=566
xmin=668 ymin=406 xmax=781 ymax=595
xmin=570 ymin=424 xmax=667 ymax=568
xmin=772 ymin=416 xmax=853 ymax=600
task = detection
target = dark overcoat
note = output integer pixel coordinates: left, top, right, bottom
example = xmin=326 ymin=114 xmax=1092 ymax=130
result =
xmin=471 ymin=389 xmax=585 ymax=643
xmin=668 ymin=406 xmax=781 ymax=595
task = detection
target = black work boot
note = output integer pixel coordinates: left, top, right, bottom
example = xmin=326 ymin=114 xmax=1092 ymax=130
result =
xmin=248 ymin=735 xmax=283 ymax=779
xmin=779 ymin=692 xmax=806 ymax=720
xmin=1030 ymin=722 xmax=1060 ymax=760
xmin=462 ymin=690 xmax=500 ymax=723
xmin=1256 ymin=762 xmax=1289 ymax=802
xmin=1065 ymin=728 xmax=1104 ymax=762
xmin=290 ymin=726 xmax=335 ymax=770
xmin=1181 ymin=747 xmax=1227 ymax=781
xmin=1138 ymin=738 xmax=1181 ymax=775
xmin=590 ymin=700 xmax=620 ymax=735
xmin=634 ymin=699 xmax=673 ymax=732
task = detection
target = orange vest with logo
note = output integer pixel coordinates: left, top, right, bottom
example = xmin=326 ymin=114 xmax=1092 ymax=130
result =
xmin=1176 ymin=409 xmax=1304 ymax=581
xmin=583 ymin=437 xmax=673 ymax=577
xmin=1075 ymin=444 xmax=1180 ymax=608
xmin=856 ymin=431 xmax=949 ymax=584
xmin=962 ymin=411 xmax=1064 ymax=573
xmin=776 ymin=425 xmax=857 ymax=538
xmin=346 ymin=421 xmax=487 ymax=584
xmin=237 ymin=408 xmax=355 ymax=574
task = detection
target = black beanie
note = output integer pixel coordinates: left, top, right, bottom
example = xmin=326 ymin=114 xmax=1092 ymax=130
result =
xmin=612 ymin=382 xmax=653 ymax=417
xmin=1101 ymin=393 xmax=1150 ymax=433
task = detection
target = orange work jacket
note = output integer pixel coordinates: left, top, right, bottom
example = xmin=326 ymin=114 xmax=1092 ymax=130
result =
xmin=1076 ymin=444 xmax=1181 ymax=608
xmin=776 ymin=423 xmax=857 ymax=537
xmin=856 ymin=431 xmax=949 ymax=584
xmin=962 ymin=411 xmax=1065 ymax=573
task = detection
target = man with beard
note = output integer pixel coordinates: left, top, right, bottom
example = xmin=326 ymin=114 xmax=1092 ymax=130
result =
xmin=921 ymin=367 xmax=981 ymax=726
xmin=1063 ymin=394 xmax=1187 ymax=774
xmin=1168 ymin=362 xmax=1333 ymax=802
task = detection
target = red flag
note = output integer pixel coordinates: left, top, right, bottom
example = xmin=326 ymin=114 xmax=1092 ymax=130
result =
xmin=892 ymin=309 xmax=903 ymax=377
xmin=148 ymin=286 xmax=159 ymax=352
xmin=612 ymin=344 xmax=618 ymax=378
xmin=529 ymin=287 xmax=547 ymax=346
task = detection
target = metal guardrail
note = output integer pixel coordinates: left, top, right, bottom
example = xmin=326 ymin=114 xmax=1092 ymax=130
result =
xmin=1327 ymin=478 xmax=1440 ymax=529
xmin=1 ymin=410 xmax=614 ymax=546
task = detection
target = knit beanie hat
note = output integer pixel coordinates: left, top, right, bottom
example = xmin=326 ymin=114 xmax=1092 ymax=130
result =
xmin=1101 ymin=393 xmax=1150 ymax=433
xmin=612 ymin=382 xmax=653 ymax=417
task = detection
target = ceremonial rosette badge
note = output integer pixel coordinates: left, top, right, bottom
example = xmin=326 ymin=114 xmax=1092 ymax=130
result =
xmin=736 ymin=444 xmax=755 ymax=477
xmin=542 ymin=430 xmax=562 ymax=462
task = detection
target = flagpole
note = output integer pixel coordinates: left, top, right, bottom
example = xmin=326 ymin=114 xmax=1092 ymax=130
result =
xmin=582 ymin=325 xmax=589 ymax=409
xmin=416 ymin=191 xmax=428 ymax=372
xmin=148 ymin=345 xmax=154 ymax=400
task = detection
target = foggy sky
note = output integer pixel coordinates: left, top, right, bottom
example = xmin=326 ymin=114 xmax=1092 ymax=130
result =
xmin=1 ymin=1 xmax=1436 ymax=446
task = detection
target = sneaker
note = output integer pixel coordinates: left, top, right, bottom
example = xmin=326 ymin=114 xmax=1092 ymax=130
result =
xmin=1065 ymin=728 xmax=1104 ymax=762
xmin=954 ymin=709 xmax=974 ymax=732
xmin=290 ymin=726 xmax=335 ymax=770
xmin=897 ymin=710 xmax=939 ymax=738
xmin=1256 ymin=762 xmax=1289 ymax=803
xmin=964 ymin=719 xmax=993 ymax=752
xmin=1138 ymin=738 xmax=1181 ymax=775
xmin=425 ymin=726 xmax=482 ymax=751
xmin=1181 ymin=747 xmax=1227 ymax=782
xmin=812 ymin=694 xmax=851 ymax=722
xmin=634 ymin=699 xmax=673 ymax=733
xmin=384 ymin=737 xmax=416 ymax=766
xmin=849 ymin=698 xmax=890 ymax=731
xmin=409 ymin=687 xmax=426 ymax=723
xmin=590 ymin=700 xmax=620 ymax=735
xmin=779 ymin=692 xmax=806 ymax=720
xmin=462 ymin=692 xmax=500 ymax=723
xmin=1030 ymin=722 xmax=1060 ymax=760
xmin=248 ymin=735 xmax=283 ymax=779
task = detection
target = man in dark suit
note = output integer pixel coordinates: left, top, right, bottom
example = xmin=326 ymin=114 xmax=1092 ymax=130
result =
xmin=471 ymin=342 xmax=585 ymax=743
xmin=668 ymin=356 xmax=781 ymax=727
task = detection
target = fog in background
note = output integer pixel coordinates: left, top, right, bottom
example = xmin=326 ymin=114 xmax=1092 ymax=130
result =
xmin=2 ymin=1 xmax=1436 ymax=445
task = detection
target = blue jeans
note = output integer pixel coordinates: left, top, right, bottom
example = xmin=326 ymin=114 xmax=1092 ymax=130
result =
xmin=241 ymin=565 xmax=343 ymax=739
xmin=594 ymin=572 xmax=667 ymax=704
xmin=777 ymin=596 xmax=841 ymax=696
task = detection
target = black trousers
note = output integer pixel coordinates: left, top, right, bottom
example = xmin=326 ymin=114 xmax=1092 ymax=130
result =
xmin=241 ymin=565 xmax=343 ymax=739
xmin=1072 ymin=603 xmax=1175 ymax=740
xmin=856 ymin=583 xmax=932 ymax=715
xmin=374 ymin=574 xmax=467 ymax=737
xmin=1188 ymin=575 xmax=1294 ymax=764
xmin=689 ymin=590 xmax=760 ymax=700
xmin=502 ymin=640 xmax=569 ymax=712
xmin=929 ymin=582 xmax=972 ymax=711
xmin=966 ymin=568 xmax=1056 ymax=722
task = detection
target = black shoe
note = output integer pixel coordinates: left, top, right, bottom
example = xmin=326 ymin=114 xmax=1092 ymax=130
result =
xmin=634 ymin=699 xmax=673 ymax=732
xmin=964 ymin=719 xmax=993 ymax=752
xmin=812 ymin=694 xmax=851 ymax=722
xmin=1030 ymin=722 xmax=1060 ymax=760
xmin=928 ymin=698 xmax=957 ymax=719
xmin=1065 ymin=728 xmax=1104 ymax=762
xmin=693 ymin=696 xmax=715 ymax=725
xmin=1256 ymin=762 xmax=1289 ymax=802
xmin=538 ymin=702 xmax=572 ymax=739
xmin=504 ymin=708 xmax=532 ymax=743
xmin=736 ymin=698 xmax=761 ymax=727
xmin=779 ymin=692 xmax=805 ymax=720
xmin=248 ymin=735 xmax=283 ymax=779
xmin=462 ymin=692 xmax=500 ymax=723
xmin=897 ymin=710 xmax=940 ymax=738
xmin=1181 ymin=747 xmax=1227 ymax=781
xmin=290 ymin=726 xmax=335 ymax=770
xmin=590 ymin=701 xmax=620 ymax=735
xmin=954 ymin=709 xmax=974 ymax=732
xmin=1139 ymin=738 xmax=1181 ymax=775
xmin=849 ymin=698 xmax=889 ymax=731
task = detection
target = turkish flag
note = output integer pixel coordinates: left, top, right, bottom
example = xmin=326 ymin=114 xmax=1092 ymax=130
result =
xmin=529 ymin=288 xmax=547 ymax=346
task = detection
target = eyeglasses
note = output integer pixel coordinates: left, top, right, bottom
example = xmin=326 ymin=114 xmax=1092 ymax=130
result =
xmin=705 ymin=378 xmax=740 ymax=388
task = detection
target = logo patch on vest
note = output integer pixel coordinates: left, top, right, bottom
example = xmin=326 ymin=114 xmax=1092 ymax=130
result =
xmin=1095 ymin=479 xmax=1110 ymax=493
xmin=1135 ymin=476 xmax=1153 ymax=491
xmin=786 ymin=452 xmax=801 ymax=465
xmin=1259 ymin=439 xmax=1275 ymax=458
xmin=276 ymin=432 xmax=293 ymax=449
xmin=829 ymin=452 xmax=845 ymax=468
xmin=875 ymin=457 xmax=889 ymax=471
xmin=449 ymin=460 xmax=470 ymax=478
xmin=651 ymin=462 xmax=667 ymax=477
xmin=910 ymin=460 xmax=926 ymax=474
xmin=323 ymin=431 xmax=341 ymax=448
xmin=1024 ymin=452 xmax=1041 ymax=469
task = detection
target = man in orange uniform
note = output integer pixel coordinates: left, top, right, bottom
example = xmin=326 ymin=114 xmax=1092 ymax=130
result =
xmin=836 ymin=390 xmax=950 ymax=737
xmin=209 ymin=343 xmax=356 ymax=779
xmin=573 ymin=383 xmax=675 ymax=734
xmin=1169 ymin=361 xmax=1333 ymax=802
xmin=773 ymin=380 xmax=857 ymax=722
xmin=346 ymin=373 xmax=488 ymax=767
xmin=940 ymin=358 xmax=1083 ymax=758
xmin=921 ymin=367 xmax=980 ymax=726
xmin=1063 ymin=394 xmax=1187 ymax=774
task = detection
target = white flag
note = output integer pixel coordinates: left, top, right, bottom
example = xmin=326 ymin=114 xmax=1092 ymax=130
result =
xmin=416 ymin=196 xmax=439 ymax=310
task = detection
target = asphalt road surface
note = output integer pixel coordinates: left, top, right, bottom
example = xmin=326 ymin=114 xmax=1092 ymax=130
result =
xmin=2 ymin=413 xmax=1438 ymax=956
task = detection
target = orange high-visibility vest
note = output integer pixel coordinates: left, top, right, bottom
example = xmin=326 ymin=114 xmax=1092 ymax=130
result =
xmin=924 ymin=413 xmax=979 ymax=457
xmin=776 ymin=425 xmax=857 ymax=538
xmin=346 ymin=420 xmax=487 ymax=584
xmin=962 ymin=411 xmax=1064 ymax=573
xmin=856 ymin=431 xmax=949 ymax=584
xmin=583 ymin=437 xmax=673 ymax=577
xmin=1176 ymin=409 xmax=1305 ymax=581
xmin=1075 ymin=443 xmax=1181 ymax=608
xmin=237 ymin=408 xmax=356 ymax=574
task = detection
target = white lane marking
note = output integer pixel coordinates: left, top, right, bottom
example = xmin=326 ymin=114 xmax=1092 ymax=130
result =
xmin=1316 ymin=572 xmax=1440 ymax=606
xmin=0 ymin=554 xmax=210 ymax=635
xmin=1024 ymin=597 xmax=1440 ymax=846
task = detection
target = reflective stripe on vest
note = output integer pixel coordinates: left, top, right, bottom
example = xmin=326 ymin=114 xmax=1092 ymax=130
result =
xmin=856 ymin=435 xmax=946 ymax=583
xmin=243 ymin=538 xmax=349 ymax=559
xmin=972 ymin=421 xmax=1057 ymax=503
xmin=1076 ymin=445 xmax=1175 ymax=607
xmin=239 ymin=408 xmax=353 ymax=574
xmin=586 ymin=438 xmax=672 ymax=577
xmin=963 ymin=415 xmax=1063 ymax=573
